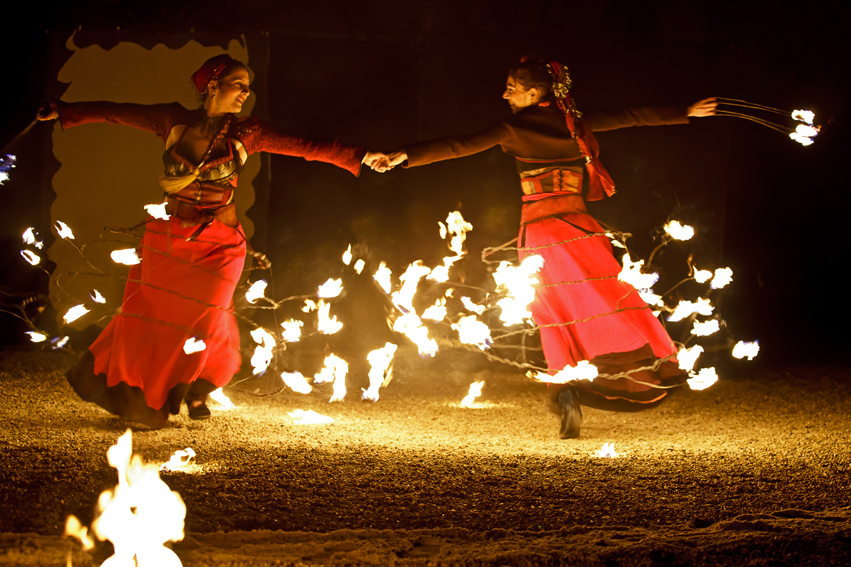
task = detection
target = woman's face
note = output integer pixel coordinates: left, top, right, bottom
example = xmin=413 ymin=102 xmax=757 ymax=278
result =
xmin=209 ymin=67 xmax=251 ymax=114
xmin=503 ymin=75 xmax=539 ymax=113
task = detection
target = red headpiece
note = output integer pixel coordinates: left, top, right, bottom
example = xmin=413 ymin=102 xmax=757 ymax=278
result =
xmin=190 ymin=54 xmax=235 ymax=97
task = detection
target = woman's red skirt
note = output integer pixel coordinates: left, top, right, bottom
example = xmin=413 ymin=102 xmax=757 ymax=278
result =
xmin=66 ymin=216 xmax=246 ymax=427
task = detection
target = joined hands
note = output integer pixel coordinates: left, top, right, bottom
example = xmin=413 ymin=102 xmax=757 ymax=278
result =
xmin=362 ymin=150 xmax=408 ymax=173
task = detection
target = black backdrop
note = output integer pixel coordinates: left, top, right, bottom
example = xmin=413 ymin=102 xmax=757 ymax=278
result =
xmin=1 ymin=0 xmax=848 ymax=365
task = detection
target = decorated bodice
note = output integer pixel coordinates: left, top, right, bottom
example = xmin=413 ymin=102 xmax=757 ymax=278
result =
xmin=162 ymin=128 xmax=242 ymax=188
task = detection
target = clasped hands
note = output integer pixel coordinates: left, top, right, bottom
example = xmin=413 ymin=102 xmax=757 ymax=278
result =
xmin=362 ymin=150 xmax=407 ymax=173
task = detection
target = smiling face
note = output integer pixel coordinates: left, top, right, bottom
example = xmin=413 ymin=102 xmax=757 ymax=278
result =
xmin=503 ymin=74 xmax=540 ymax=113
xmin=206 ymin=67 xmax=251 ymax=115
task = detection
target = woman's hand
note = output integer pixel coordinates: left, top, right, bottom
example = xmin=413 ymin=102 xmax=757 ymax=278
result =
xmin=386 ymin=150 xmax=408 ymax=168
xmin=363 ymin=151 xmax=393 ymax=173
xmin=37 ymin=99 xmax=59 ymax=121
xmin=688 ymin=97 xmax=717 ymax=118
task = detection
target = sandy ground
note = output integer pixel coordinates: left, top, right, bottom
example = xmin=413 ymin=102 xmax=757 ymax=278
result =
xmin=0 ymin=349 xmax=849 ymax=566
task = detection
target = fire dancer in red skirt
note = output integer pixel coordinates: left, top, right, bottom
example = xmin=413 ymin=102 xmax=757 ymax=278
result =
xmin=40 ymin=55 xmax=390 ymax=428
xmin=384 ymin=56 xmax=716 ymax=438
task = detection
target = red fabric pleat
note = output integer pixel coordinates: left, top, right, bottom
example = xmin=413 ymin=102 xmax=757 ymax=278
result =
xmin=89 ymin=216 xmax=246 ymax=411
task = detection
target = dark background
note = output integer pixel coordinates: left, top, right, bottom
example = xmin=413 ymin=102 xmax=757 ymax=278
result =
xmin=1 ymin=0 xmax=848 ymax=366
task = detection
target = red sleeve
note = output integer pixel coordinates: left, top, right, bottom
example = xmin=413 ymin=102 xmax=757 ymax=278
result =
xmin=403 ymin=120 xmax=511 ymax=167
xmin=582 ymin=106 xmax=690 ymax=132
xmin=234 ymin=118 xmax=366 ymax=177
xmin=57 ymin=101 xmax=191 ymax=143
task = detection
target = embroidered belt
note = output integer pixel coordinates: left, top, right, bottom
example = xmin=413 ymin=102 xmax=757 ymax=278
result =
xmin=520 ymin=193 xmax=587 ymax=226
xmin=165 ymin=197 xmax=238 ymax=229
xmin=519 ymin=167 xmax=583 ymax=196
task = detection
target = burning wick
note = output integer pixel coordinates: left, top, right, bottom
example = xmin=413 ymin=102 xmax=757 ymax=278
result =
xmin=144 ymin=201 xmax=170 ymax=220
xmin=245 ymin=280 xmax=267 ymax=304
xmin=353 ymin=259 xmax=365 ymax=274
xmin=160 ymin=448 xmax=196 ymax=472
xmin=596 ymin=443 xmax=618 ymax=458
xmin=288 ymin=409 xmax=334 ymax=425
xmin=54 ymin=220 xmax=75 ymax=240
xmin=90 ymin=289 xmax=106 ymax=304
xmin=20 ymin=250 xmax=40 ymax=266
xmin=63 ymin=304 xmax=90 ymax=324
xmin=111 ymin=248 xmax=141 ymax=265
xmin=732 ymin=340 xmax=760 ymax=360
xmin=22 ymin=227 xmax=43 ymax=249
xmin=363 ymin=342 xmax=397 ymax=402
xmin=663 ymin=220 xmax=695 ymax=241
xmin=460 ymin=381 xmax=484 ymax=407
xmin=317 ymin=278 xmax=343 ymax=299
xmin=688 ymin=367 xmax=718 ymax=391
xmin=182 ymin=337 xmax=206 ymax=355
xmin=26 ymin=331 xmax=47 ymax=343
xmin=342 ymin=244 xmax=353 ymax=265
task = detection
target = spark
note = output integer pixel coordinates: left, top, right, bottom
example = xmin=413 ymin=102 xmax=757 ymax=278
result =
xmin=280 ymin=319 xmax=303 ymax=342
xmin=363 ymin=342 xmax=397 ymax=401
xmin=281 ymin=371 xmax=312 ymax=394
xmin=26 ymin=331 xmax=47 ymax=343
xmin=691 ymin=319 xmax=720 ymax=336
xmin=55 ymin=220 xmax=75 ymax=240
xmin=317 ymin=278 xmax=343 ymax=299
xmin=20 ymin=250 xmax=40 ymax=265
xmin=663 ymin=220 xmax=695 ymax=241
xmin=688 ymin=367 xmax=718 ymax=391
xmin=144 ymin=202 xmax=170 ymax=220
xmin=460 ymin=381 xmax=484 ymax=407
xmin=288 ymin=409 xmax=334 ymax=424
xmin=90 ymin=289 xmax=106 ymax=304
xmin=63 ymin=304 xmax=89 ymax=324
xmin=159 ymin=448 xmax=196 ymax=472
xmin=111 ymin=248 xmax=141 ymax=265
xmin=182 ymin=337 xmax=206 ymax=354
xmin=732 ymin=340 xmax=760 ymax=360
xmin=677 ymin=344 xmax=704 ymax=372
xmin=710 ymin=267 xmax=733 ymax=289
xmin=245 ymin=280 xmax=267 ymax=304
xmin=342 ymin=244 xmax=353 ymax=265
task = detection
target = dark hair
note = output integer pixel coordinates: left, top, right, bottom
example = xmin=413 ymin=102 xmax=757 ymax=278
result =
xmin=192 ymin=55 xmax=249 ymax=102
xmin=509 ymin=56 xmax=554 ymax=102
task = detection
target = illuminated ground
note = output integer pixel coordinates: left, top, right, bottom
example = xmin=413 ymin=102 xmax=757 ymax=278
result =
xmin=0 ymin=349 xmax=849 ymax=566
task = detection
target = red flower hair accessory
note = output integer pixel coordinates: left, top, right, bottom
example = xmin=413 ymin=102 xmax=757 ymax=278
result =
xmin=190 ymin=54 xmax=234 ymax=97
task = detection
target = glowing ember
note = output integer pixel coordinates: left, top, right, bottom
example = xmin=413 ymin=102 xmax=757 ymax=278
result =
xmin=342 ymin=244 xmax=353 ymax=265
xmin=492 ymin=255 xmax=544 ymax=325
xmin=451 ymin=315 xmax=492 ymax=350
xmin=90 ymin=289 xmax=106 ymax=304
xmin=668 ymin=298 xmax=714 ymax=322
xmin=182 ymin=337 xmax=206 ymax=354
xmin=792 ymin=109 xmax=815 ymax=125
xmin=316 ymin=300 xmax=343 ymax=334
xmin=22 ymin=227 xmax=43 ymax=249
xmin=281 ymin=319 xmax=303 ymax=342
xmin=245 ymin=280 xmax=267 ymax=304
xmin=54 ymin=220 xmax=75 ymax=240
xmin=65 ymin=430 xmax=186 ymax=567
xmin=677 ymin=344 xmax=704 ymax=372
xmin=354 ymin=259 xmax=365 ymax=274
xmin=421 ymin=298 xmax=447 ymax=321
xmin=530 ymin=360 xmax=598 ymax=384
xmin=710 ymin=267 xmax=733 ymax=289
xmin=249 ymin=327 xmax=276 ymax=375
xmin=461 ymin=296 xmax=485 ymax=315
xmin=363 ymin=342 xmax=397 ymax=401
xmin=596 ymin=442 xmax=618 ymax=458
xmin=288 ymin=409 xmax=334 ymax=425
xmin=664 ymin=220 xmax=695 ymax=241
xmin=732 ymin=340 xmax=760 ymax=360
xmin=688 ymin=367 xmax=718 ymax=391
xmin=160 ymin=448 xmax=196 ymax=472
xmin=693 ymin=268 xmax=712 ymax=283
xmin=144 ymin=201 xmax=170 ymax=220
xmin=26 ymin=331 xmax=47 ymax=343
xmin=392 ymin=312 xmax=438 ymax=357
xmin=281 ymin=371 xmax=312 ymax=394
xmin=111 ymin=248 xmax=141 ymax=265
xmin=314 ymin=354 xmax=348 ymax=386
xmin=691 ymin=319 xmax=720 ymax=336
xmin=63 ymin=304 xmax=90 ymax=324
xmin=317 ymin=278 xmax=343 ymax=299
xmin=374 ymin=262 xmax=392 ymax=294
xmin=460 ymin=381 xmax=484 ymax=407
xmin=208 ymin=388 xmax=235 ymax=410
xmin=20 ymin=250 xmax=40 ymax=265
xmin=618 ymin=253 xmax=659 ymax=290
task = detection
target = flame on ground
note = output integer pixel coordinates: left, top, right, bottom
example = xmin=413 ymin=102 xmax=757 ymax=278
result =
xmin=460 ymin=381 xmax=484 ymax=407
xmin=288 ymin=409 xmax=334 ymax=424
xmin=160 ymin=448 xmax=196 ymax=472
xmin=596 ymin=442 xmax=618 ymax=458
xmin=281 ymin=371 xmax=312 ymax=394
xmin=208 ymin=388 xmax=235 ymax=410
xmin=688 ymin=367 xmax=718 ymax=391
xmin=363 ymin=342 xmax=397 ymax=401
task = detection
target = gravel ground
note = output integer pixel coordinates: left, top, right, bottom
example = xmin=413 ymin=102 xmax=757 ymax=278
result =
xmin=0 ymin=349 xmax=850 ymax=566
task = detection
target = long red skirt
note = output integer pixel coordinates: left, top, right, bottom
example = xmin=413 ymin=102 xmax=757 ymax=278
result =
xmin=518 ymin=214 xmax=685 ymax=411
xmin=67 ymin=216 xmax=246 ymax=427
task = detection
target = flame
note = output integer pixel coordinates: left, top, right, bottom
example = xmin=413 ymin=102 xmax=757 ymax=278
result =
xmin=363 ymin=342 xmax=397 ymax=401
xmin=596 ymin=442 xmax=618 ymax=458
xmin=144 ymin=201 xmax=170 ymax=220
xmin=281 ymin=319 xmax=303 ymax=342
xmin=20 ymin=250 xmax=40 ymax=265
xmin=693 ymin=268 xmax=712 ymax=283
xmin=618 ymin=253 xmax=660 ymax=290
xmin=789 ymin=131 xmax=815 ymax=146
xmin=245 ymin=280 xmax=267 ymax=304
xmin=90 ymin=289 xmax=106 ymax=304
xmin=427 ymin=256 xmax=460 ymax=283
xmin=330 ymin=366 xmax=348 ymax=402
xmin=606 ymin=232 xmax=626 ymax=249
xmin=691 ymin=319 xmax=720 ymax=336
xmin=374 ymin=262 xmax=392 ymax=294
xmin=26 ymin=331 xmax=47 ymax=343
xmin=111 ymin=248 xmax=141 ymax=265
xmin=281 ymin=371 xmax=312 ymax=394
xmin=354 ymin=259 xmax=365 ymax=274
xmin=288 ymin=409 xmax=334 ymax=424
xmin=492 ymin=255 xmax=544 ymax=325
xmin=313 ymin=354 xmax=348 ymax=394
xmin=316 ymin=300 xmax=343 ymax=334
xmin=688 ymin=367 xmax=718 ymax=390
xmin=342 ymin=244 xmax=353 ymax=265
xmin=22 ymin=227 xmax=43 ymax=249
xmin=55 ymin=220 xmax=75 ymax=240
xmin=392 ymin=312 xmax=438 ymax=357
xmin=663 ymin=220 xmax=695 ymax=241
xmin=208 ymin=388 xmax=235 ymax=410
xmin=732 ymin=340 xmax=760 ymax=360
xmin=444 ymin=211 xmax=473 ymax=256
xmin=65 ymin=430 xmax=186 ymax=567
xmin=677 ymin=344 xmax=704 ymax=372
xmin=460 ymin=296 xmax=485 ymax=315
xmin=159 ymin=448 xmax=196 ymax=472
xmin=792 ymin=109 xmax=815 ymax=125
xmin=52 ymin=336 xmax=70 ymax=349
xmin=710 ymin=267 xmax=733 ymax=289
xmin=302 ymin=299 xmax=317 ymax=312
xmin=63 ymin=304 xmax=90 ymax=324
xmin=460 ymin=381 xmax=484 ymax=407
xmin=421 ymin=298 xmax=447 ymax=322
xmin=182 ymin=337 xmax=206 ymax=354
xmin=317 ymin=278 xmax=343 ymax=299
xmin=65 ymin=515 xmax=95 ymax=551
xmin=249 ymin=327 xmax=276 ymax=375
xmin=451 ymin=315 xmax=492 ymax=350
xmin=529 ymin=360 xmax=599 ymax=383
xmin=668 ymin=298 xmax=714 ymax=322
xmin=639 ymin=290 xmax=664 ymax=306
xmin=391 ymin=261 xmax=431 ymax=312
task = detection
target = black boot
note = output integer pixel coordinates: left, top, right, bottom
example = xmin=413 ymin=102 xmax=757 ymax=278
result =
xmin=557 ymin=385 xmax=582 ymax=439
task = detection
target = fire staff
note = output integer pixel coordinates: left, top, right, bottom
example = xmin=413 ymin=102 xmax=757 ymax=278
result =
xmin=384 ymin=56 xmax=716 ymax=439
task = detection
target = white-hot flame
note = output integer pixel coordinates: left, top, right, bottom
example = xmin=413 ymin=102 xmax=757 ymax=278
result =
xmin=26 ymin=331 xmax=47 ymax=343
xmin=460 ymin=381 xmax=484 ymax=407
xmin=314 ymin=354 xmax=348 ymax=386
xmin=159 ymin=448 xmax=196 ymax=472
xmin=281 ymin=371 xmax=312 ymax=394
xmin=732 ymin=340 xmax=760 ymax=360
xmin=316 ymin=300 xmax=343 ymax=334
xmin=392 ymin=312 xmax=438 ymax=358
xmin=90 ymin=289 xmax=106 ymax=304
xmin=460 ymin=296 xmax=485 ymax=315
xmin=302 ymin=299 xmax=317 ymax=312
xmin=65 ymin=516 xmax=95 ymax=551
xmin=374 ymin=262 xmax=392 ymax=294
xmin=63 ymin=304 xmax=90 ymax=324
xmin=111 ymin=248 xmax=141 ymax=265
xmin=208 ymin=388 xmax=235 ymax=410
xmin=288 ymin=409 xmax=334 ymax=425
xmin=20 ymin=250 xmax=40 ymax=265
xmin=451 ymin=315 xmax=492 ymax=350
xmin=693 ymin=268 xmax=713 ymax=283
xmin=363 ymin=342 xmax=397 ymax=401
xmin=391 ymin=261 xmax=431 ymax=312
xmin=280 ymin=319 xmax=303 ymax=342
xmin=444 ymin=211 xmax=473 ymax=256
xmin=606 ymin=232 xmax=627 ymax=249
xmin=710 ymin=267 xmax=733 ymax=289
xmin=691 ymin=319 xmax=720 ymax=336
xmin=529 ymin=360 xmax=599 ymax=383
xmin=342 ymin=244 xmax=353 ymax=265
xmin=144 ymin=201 xmax=170 ymax=220
xmin=596 ymin=442 xmax=618 ymax=458
xmin=317 ymin=278 xmax=343 ymax=299
xmin=182 ymin=337 xmax=206 ymax=355
xmin=245 ymin=280 xmax=267 ymax=304
xmin=664 ymin=220 xmax=695 ymax=241
xmin=792 ymin=109 xmax=815 ymax=125
xmin=427 ymin=256 xmax=460 ymax=283
xmin=688 ymin=367 xmax=718 ymax=390
xmin=639 ymin=290 xmax=664 ymax=306
xmin=52 ymin=336 xmax=69 ymax=349
xmin=249 ymin=327 xmax=276 ymax=375
xmin=677 ymin=344 xmax=704 ymax=372
xmin=354 ymin=259 xmax=365 ymax=274
xmin=668 ymin=298 xmax=714 ymax=322
xmin=618 ymin=253 xmax=660 ymax=290
xmin=492 ymin=255 xmax=544 ymax=325
xmin=421 ymin=298 xmax=447 ymax=322
xmin=22 ymin=227 xmax=43 ymax=248
xmin=55 ymin=220 xmax=75 ymax=240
